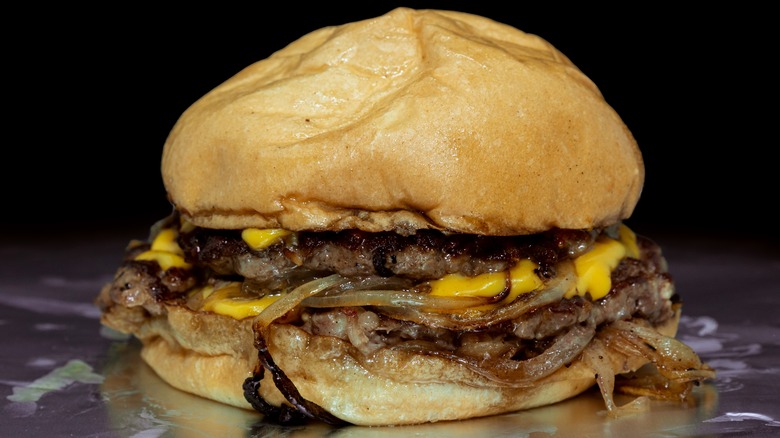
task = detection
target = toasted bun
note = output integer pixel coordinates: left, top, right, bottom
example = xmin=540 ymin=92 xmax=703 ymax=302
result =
xmin=161 ymin=7 xmax=643 ymax=235
xmin=133 ymin=304 xmax=680 ymax=426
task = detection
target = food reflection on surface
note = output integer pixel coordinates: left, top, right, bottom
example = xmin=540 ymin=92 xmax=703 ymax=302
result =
xmin=100 ymin=337 xmax=719 ymax=437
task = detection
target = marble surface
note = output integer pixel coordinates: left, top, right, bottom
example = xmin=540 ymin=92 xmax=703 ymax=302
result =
xmin=2 ymin=229 xmax=779 ymax=437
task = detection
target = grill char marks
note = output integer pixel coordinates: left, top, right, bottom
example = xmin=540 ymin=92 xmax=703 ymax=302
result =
xmin=300 ymin=235 xmax=675 ymax=352
xmin=96 ymin=237 xmax=197 ymax=316
xmin=178 ymin=227 xmax=599 ymax=284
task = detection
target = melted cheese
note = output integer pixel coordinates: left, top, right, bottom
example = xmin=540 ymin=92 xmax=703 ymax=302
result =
xmin=242 ymin=228 xmax=291 ymax=251
xmin=198 ymin=282 xmax=281 ymax=320
xmin=134 ymin=228 xmax=191 ymax=270
xmin=149 ymin=228 xmax=182 ymax=254
xmin=619 ymin=223 xmax=640 ymax=259
xmin=567 ymin=224 xmax=639 ymax=300
xmin=429 ymin=259 xmax=543 ymax=304
xmin=194 ymin=224 xmax=641 ymax=319
xmin=428 ymin=225 xmax=639 ymax=303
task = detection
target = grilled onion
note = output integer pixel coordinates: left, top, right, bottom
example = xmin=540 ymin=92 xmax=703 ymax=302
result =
xmin=582 ymin=318 xmax=717 ymax=417
xmin=376 ymin=260 xmax=576 ymax=330
xmin=355 ymin=317 xmax=597 ymax=387
xmin=302 ymin=289 xmax=489 ymax=310
xmin=599 ymin=319 xmax=716 ymax=383
xmin=253 ymin=274 xmax=346 ymax=328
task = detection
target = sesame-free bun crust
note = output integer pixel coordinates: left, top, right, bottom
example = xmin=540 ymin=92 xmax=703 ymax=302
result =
xmin=131 ymin=304 xmax=680 ymax=426
xmin=162 ymin=7 xmax=644 ymax=235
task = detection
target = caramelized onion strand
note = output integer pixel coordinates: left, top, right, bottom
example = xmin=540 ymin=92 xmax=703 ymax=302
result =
xmin=248 ymin=274 xmax=349 ymax=425
xmin=600 ymin=319 xmax=716 ymax=382
xmin=381 ymin=317 xmax=596 ymax=387
xmin=377 ymin=260 xmax=576 ymax=330
xmin=254 ymin=274 xmax=345 ymax=328
xmin=254 ymin=329 xmax=346 ymax=426
xmin=302 ymin=289 xmax=488 ymax=310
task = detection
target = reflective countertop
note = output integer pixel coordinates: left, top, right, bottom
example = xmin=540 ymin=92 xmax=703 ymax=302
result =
xmin=2 ymin=229 xmax=779 ymax=437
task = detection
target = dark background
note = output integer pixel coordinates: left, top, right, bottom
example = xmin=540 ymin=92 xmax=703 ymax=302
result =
xmin=4 ymin=3 xmax=771 ymax=242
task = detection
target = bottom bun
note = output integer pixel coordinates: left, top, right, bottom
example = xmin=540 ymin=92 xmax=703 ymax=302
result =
xmin=136 ymin=304 xmax=681 ymax=426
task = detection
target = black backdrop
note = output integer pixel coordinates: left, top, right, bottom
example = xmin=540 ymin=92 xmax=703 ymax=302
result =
xmin=5 ymin=3 xmax=770 ymax=241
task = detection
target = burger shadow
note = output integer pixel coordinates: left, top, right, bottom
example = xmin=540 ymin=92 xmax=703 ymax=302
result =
xmin=99 ymin=337 xmax=719 ymax=437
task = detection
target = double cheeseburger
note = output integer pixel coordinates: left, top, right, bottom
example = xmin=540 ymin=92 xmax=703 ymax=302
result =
xmin=97 ymin=8 xmax=714 ymax=426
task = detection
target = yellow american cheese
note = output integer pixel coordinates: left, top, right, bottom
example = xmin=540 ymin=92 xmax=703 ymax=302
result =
xmin=567 ymin=224 xmax=639 ymax=300
xmin=198 ymin=282 xmax=281 ymax=320
xmin=134 ymin=250 xmax=190 ymax=270
xmin=134 ymin=228 xmax=191 ymax=270
xmin=207 ymin=296 xmax=281 ymax=320
xmin=149 ymin=228 xmax=182 ymax=254
xmin=200 ymin=225 xmax=641 ymax=319
xmin=427 ymin=225 xmax=638 ymax=303
xmin=200 ymin=282 xmax=280 ymax=319
xmin=619 ymin=223 xmax=640 ymax=259
xmin=429 ymin=259 xmax=543 ymax=304
xmin=242 ymin=228 xmax=291 ymax=251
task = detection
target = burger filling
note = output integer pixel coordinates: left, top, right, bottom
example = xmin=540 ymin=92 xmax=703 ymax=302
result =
xmin=97 ymin=213 xmax=714 ymax=425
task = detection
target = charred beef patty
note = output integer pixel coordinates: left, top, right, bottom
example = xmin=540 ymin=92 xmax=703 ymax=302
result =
xmin=176 ymin=224 xmax=600 ymax=285
xmin=97 ymin=220 xmax=674 ymax=358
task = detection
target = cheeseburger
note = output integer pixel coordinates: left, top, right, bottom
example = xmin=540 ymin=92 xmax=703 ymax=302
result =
xmin=97 ymin=8 xmax=714 ymax=426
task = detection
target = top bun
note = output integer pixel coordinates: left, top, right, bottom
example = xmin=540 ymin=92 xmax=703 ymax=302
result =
xmin=162 ymin=7 xmax=643 ymax=235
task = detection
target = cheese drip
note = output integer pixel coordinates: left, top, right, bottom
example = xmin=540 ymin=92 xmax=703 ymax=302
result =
xmin=134 ymin=228 xmax=190 ymax=270
xmin=567 ymin=224 xmax=639 ymax=300
xmin=196 ymin=283 xmax=282 ymax=320
xmin=429 ymin=259 xmax=542 ymax=305
xmin=242 ymin=228 xmax=291 ymax=250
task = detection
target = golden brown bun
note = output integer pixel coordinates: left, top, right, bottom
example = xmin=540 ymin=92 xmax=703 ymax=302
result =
xmin=128 ymin=306 xmax=258 ymax=409
xmin=161 ymin=7 xmax=643 ymax=235
xmin=132 ymin=304 xmax=679 ymax=426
